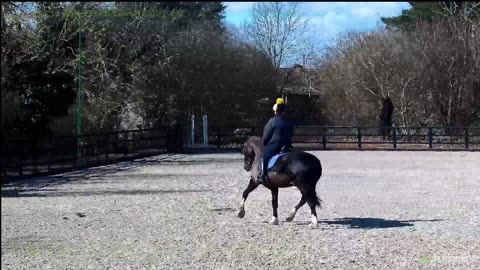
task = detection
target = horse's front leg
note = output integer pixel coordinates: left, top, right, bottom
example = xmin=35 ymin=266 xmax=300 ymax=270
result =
xmin=269 ymin=187 xmax=279 ymax=225
xmin=237 ymin=178 xmax=259 ymax=218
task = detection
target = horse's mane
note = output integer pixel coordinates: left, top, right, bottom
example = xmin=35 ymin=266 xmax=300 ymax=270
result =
xmin=247 ymin=136 xmax=262 ymax=145
xmin=245 ymin=136 xmax=264 ymax=156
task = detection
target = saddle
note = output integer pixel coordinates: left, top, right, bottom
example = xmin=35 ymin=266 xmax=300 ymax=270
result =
xmin=261 ymin=144 xmax=293 ymax=172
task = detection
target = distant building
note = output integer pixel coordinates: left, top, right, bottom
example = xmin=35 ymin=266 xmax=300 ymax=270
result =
xmin=276 ymin=64 xmax=323 ymax=125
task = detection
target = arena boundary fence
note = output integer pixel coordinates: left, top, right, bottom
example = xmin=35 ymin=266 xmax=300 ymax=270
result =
xmin=2 ymin=125 xmax=478 ymax=182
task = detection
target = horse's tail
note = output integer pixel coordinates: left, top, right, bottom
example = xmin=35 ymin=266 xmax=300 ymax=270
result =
xmin=299 ymin=179 xmax=323 ymax=209
xmin=306 ymin=191 xmax=323 ymax=209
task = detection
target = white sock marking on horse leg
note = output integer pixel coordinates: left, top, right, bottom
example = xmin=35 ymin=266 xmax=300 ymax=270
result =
xmin=310 ymin=214 xmax=319 ymax=229
xmin=269 ymin=216 xmax=279 ymax=225
xmin=238 ymin=199 xmax=246 ymax=218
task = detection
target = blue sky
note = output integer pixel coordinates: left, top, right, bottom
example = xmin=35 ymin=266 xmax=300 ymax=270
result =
xmin=223 ymin=2 xmax=411 ymax=47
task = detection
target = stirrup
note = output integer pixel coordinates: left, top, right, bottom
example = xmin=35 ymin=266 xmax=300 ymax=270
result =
xmin=255 ymin=172 xmax=266 ymax=184
xmin=258 ymin=173 xmax=269 ymax=184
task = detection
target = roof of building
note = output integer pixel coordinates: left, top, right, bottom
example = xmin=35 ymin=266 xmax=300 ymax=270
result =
xmin=277 ymin=64 xmax=321 ymax=96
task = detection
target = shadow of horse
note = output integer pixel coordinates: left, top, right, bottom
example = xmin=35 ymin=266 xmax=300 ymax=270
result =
xmin=295 ymin=217 xmax=442 ymax=229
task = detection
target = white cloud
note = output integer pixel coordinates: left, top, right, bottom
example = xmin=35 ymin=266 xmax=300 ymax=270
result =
xmin=224 ymin=2 xmax=411 ymax=47
xmin=301 ymin=2 xmax=410 ymax=42
xmin=301 ymin=2 xmax=350 ymax=13
xmin=224 ymin=2 xmax=255 ymax=13
xmin=351 ymin=7 xmax=377 ymax=18
xmin=301 ymin=2 xmax=409 ymax=18
xmin=303 ymin=2 xmax=408 ymax=12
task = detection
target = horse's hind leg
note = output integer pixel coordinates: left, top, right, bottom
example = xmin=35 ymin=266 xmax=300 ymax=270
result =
xmin=307 ymin=200 xmax=319 ymax=229
xmin=269 ymin=187 xmax=279 ymax=225
xmin=285 ymin=197 xmax=307 ymax=222
xmin=237 ymin=178 xmax=259 ymax=218
xmin=299 ymin=188 xmax=321 ymax=229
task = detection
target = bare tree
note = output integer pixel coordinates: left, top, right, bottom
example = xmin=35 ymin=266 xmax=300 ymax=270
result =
xmin=244 ymin=2 xmax=308 ymax=69
xmin=316 ymin=30 xmax=432 ymax=129
xmin=315 ymin=4 xmax=479 ymax=130
xmin=409 ymin=3 xmax=480 ymax=128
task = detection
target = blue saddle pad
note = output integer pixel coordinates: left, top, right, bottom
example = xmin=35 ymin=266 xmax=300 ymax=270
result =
xmin=267 ymin=153 xmax=286 ymax=169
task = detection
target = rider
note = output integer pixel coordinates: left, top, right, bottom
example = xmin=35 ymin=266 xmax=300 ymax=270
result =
xmin=255 ymin=97 xmax=294 ymax=184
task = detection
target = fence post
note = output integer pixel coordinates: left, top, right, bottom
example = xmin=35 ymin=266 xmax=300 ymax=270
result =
xmin=19 ymin=147 xmax=23 ymax=177
xmin=115 ymin=132 xmax=119 ymax=157
xmin=131 ymin=131 xmax=135 ymax=154
xmin=176 ymin=124 xmax=184 ymax=152
xmin=74 ymin=136 xmax=79 ymax=168
xmin=0 ymin=158 xmax=4 ymax=182
xmin=203 ymin=115 xmax=208 ymax=147
xmin=428 ymin=128 xmax=433 ymax=149
xmin=124 ymin=131 xmax=128 ymax=156
xmin=166 ymin=127 xmax=173 ymax=153
xmin=94 ymin=136 xmax=99 ymax=162
xmin=105 ymin=135 xmax=109 ymax=161
xmin=217 ymin=127 xmax=221 ymax=147
xmin=321 ymin=128 xmax=327 ymax=150
xmin=357 ymin=127 xmax=362 ymax=149
xmin=465 ymin=128 xmax=469 ymax=150
xmin=191 ymin=115 xmax=195 ymax=146
xmin=33 ymin=139 xmax=38 ymax=174
xmin=392 ymin=126 xmax=397 ymax=149
xmin=47 ymin=138 xmax=52 ymax=171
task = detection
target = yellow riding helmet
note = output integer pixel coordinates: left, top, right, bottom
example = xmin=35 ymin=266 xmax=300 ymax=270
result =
xmin=273 ymin=97 xmax=285 ymax=112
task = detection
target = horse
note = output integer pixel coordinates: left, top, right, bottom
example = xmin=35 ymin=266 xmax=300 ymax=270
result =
xmin=238 ymin=136 xmax=323 ymax=228
xmin=379 ymin=124 xmax=393 ymax=141
xmin=379 ymin=97 xmax=394 ymax=141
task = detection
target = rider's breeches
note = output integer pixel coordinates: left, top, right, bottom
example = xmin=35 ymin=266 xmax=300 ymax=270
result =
xmin=262 ymin=142 xmax=284 ymax=173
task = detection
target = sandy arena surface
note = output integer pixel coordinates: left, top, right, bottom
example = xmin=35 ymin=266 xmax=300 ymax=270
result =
xmin=2 ymin=151 xmax=480 ymax=270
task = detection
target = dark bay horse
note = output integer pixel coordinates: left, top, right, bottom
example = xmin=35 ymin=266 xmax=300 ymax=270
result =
xmin=238 ymin=136 xmax=323 ymax=228
xmin=379 ymin=97 xmax=394 ymax=141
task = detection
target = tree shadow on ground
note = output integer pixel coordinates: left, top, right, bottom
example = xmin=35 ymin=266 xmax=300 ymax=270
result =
xmin=2 ymin=153 xmax=195 ymax=191
xmin=2 ymin=188 xmax=214 ymax=198
xmin=295 ymin=217 xmax=443 ymax=229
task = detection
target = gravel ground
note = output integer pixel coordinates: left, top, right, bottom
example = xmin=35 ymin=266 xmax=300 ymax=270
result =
xmin=2 ymin=151 xmax=480 ymax=270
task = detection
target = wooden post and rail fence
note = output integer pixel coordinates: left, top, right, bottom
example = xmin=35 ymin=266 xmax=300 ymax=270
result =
xmin=1 ymin=124 xmax=478 ymax=182
xmin=203 ymin=125 xmax=479 ymax=151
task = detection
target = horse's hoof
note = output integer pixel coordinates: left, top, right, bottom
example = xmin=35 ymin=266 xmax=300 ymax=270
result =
xmin=237 ymin=209 xmax=245 ymax=219
xmin=285 ymin=210 xmax=296 ymax=222
xmin=309 ymin=215 xmax=319 ymax=229
xmin=269 ymin=216 xmax=279 ymax=225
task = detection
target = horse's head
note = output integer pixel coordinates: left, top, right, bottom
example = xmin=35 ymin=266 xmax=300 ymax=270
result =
xmin=241 ymin=141 xmax=255 ymax=172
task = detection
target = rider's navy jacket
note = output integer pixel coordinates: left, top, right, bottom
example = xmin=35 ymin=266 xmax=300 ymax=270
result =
xmin=262 ymin=115 xmax=294 ymax=146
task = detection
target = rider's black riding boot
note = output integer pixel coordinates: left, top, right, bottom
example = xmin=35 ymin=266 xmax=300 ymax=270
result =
xmin=255 ymin=171 xmax=265 ymax=184
xmin=255 ymin=158 xmax=269 ymax=184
